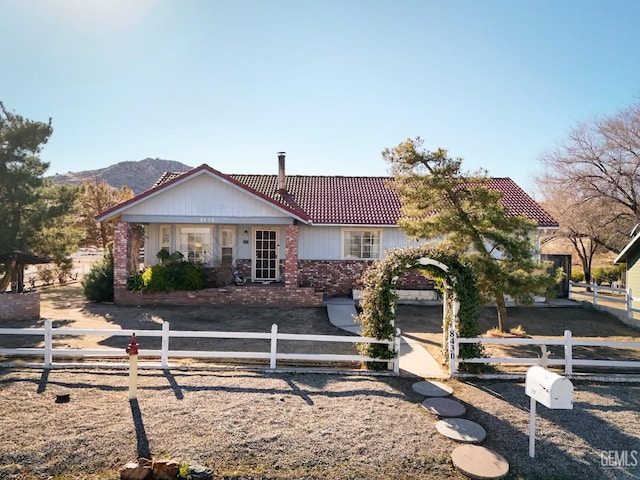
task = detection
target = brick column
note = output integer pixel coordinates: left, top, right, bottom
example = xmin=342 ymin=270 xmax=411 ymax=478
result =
xmin=284 ymin=224 xmax=299 ymax=288
xmin=114 ymin=221 xmax=133 ymax=302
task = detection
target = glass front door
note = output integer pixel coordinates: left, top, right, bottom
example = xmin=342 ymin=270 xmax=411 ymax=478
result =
xmin=253 ymin=229 xmax=278 ymax=281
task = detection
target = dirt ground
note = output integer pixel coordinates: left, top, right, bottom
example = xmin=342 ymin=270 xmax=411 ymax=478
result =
xmin=394 ymin=303 xmax=640 ymax=374
xmin=1 ymin=285 xmax=640 ymax=479
xmin=3 ymin=284 xmax=640 ymax=373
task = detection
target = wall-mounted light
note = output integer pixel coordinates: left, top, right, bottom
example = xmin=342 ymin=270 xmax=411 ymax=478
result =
xmin=243 ymin=230 xmax=249 ymax=244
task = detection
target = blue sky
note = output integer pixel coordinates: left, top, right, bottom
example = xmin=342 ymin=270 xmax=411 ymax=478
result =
xmin=2 ymin=0 xmax=639 ymax=196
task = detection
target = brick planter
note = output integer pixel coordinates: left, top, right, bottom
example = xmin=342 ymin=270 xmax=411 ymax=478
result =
xmin=115 ymin=284 xmax=324 ymax=307
xmin=0 ymin=291 xmax=40 ymax=321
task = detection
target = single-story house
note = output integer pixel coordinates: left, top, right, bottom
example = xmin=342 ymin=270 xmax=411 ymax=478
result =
xmin=614 ymin=228 xmax=640 ymax=309
xmin=96 ymin=153 xmax=558 ymax=306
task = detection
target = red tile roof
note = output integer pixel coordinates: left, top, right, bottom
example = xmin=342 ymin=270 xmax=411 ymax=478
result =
xmin=100 ymin=164 xmax=558 ymax=228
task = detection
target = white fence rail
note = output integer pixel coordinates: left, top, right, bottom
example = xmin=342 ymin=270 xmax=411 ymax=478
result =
xmin=0 ymin=320 xmax=401 ymax=374
xmin=452 ymin=329 xmax=640 ymax=376
xmin=568 ymin=280 xmax=640 ymax=320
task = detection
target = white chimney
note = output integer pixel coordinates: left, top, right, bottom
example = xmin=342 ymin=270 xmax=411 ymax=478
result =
xmin=277 ymin=151 xmax=286 ymax=191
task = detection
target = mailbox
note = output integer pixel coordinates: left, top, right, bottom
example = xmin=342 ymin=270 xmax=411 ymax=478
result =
xmin=525 ymin=366 xmax=573 ymax=409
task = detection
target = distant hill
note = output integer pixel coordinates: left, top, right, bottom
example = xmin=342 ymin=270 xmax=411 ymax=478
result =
xmin=48 ymin=158 xmax=193 ymax=193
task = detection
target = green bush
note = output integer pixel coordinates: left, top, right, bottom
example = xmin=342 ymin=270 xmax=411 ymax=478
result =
xmin=571 ymin=270 xmax=585 ymax=283
xmin=128 ymin=251 xmax=206 ymax=293
xmin=82 ymin=248 xmax=114 ymax=302
xmin=592 ymin=265 xmax=624 ymax=285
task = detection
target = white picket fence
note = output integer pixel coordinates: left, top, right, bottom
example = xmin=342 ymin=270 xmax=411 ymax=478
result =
xmin=568 ymin=280 xmax=640 ymax=321
xmin=452 ymin=329 xmax=640 ymax=376
xmin=0 ymin=320 xmax=401 ymax=374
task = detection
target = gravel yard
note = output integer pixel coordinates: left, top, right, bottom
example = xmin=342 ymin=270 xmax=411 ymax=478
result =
xmin=1 ymin=285 xmax=639 ymax=479
xmin=1 ymin=367 xmax=639 ymax=479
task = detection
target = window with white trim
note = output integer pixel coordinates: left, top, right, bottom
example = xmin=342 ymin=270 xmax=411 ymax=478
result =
xmin=220 ymin=227 xmax=235 ymax=265
xmin=178 ymin=226 xmax=212 ymax=264
xmin=342 ymin=229 xmax=382 ymax=259
xmin=160 ymin=225 xmax=171 ymax=252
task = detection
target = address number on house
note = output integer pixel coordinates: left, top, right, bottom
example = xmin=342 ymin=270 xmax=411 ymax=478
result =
xmin=199 ymin=217 xmax=215 ymax=223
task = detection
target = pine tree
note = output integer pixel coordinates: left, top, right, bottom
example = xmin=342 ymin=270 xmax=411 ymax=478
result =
xmin=0 ymin=102 xmax=79 ymax=291
xmin=383 ymin=137 xmax=555 ymax=333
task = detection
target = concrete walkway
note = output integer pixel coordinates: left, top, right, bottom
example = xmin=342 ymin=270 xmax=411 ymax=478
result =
xmin=325 ymin=298 xmax=447 ymax=379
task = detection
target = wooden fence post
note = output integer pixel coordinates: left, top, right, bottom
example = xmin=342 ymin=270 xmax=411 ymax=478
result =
xmin=161 ymin=321 xmax=170 ymax=369
xmin=270 ymin=324 xmax=278 ymax=369
xmin=627 ymin=288 xmax=633 ymax=320
xmin=44 ymin=319 xmax=52 ymax=368
xmin=564 ymin=330 xmax=573 ymax=376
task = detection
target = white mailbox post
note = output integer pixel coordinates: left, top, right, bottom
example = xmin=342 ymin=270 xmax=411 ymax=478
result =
xmin=525 ymin=366 xmax=573 ymax=458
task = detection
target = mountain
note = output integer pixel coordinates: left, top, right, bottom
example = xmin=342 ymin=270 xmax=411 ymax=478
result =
xmin=48 ymin=158 xmax=193 ymax=193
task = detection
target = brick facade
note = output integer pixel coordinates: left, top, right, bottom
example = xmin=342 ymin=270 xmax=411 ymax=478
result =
xmin=116 ymin=285 xmax=323 ymax=307
xmin=114 ymin=221 xmax=133 ymax=303
xmin=0 ymin=291 xmax=40 ymax=321
xmin=284 ymin=225 xmax=299 ymax=288
xmin=298 ymin=260 xmax=435 ymax=297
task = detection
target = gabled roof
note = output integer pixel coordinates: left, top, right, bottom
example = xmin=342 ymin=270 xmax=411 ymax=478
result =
xmin=97 ymin=164 xmax=558 ymax=228
xmin=95 ymin=164 xmax=312 ymax=223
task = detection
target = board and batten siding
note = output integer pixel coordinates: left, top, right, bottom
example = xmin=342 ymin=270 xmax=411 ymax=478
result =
xmin=124 ymin=173 xmax=291 ymax=220
xmin=627 ymin=247 xmax=640 ymax=310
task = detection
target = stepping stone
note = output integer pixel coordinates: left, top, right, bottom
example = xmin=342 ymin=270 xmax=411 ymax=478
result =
xmin=421 ymin=397 xmax=466 ymax=417
xmin=412 ymin=380 xmax=453 ymax=397
xmin=436 ymin=418 xmax=487 ymax=443
xmin=451 ymin=445 xmax=509 ymax=479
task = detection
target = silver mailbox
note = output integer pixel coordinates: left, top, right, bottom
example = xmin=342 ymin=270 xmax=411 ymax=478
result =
xmin=525 ymin=366 xmax=573 ymax=409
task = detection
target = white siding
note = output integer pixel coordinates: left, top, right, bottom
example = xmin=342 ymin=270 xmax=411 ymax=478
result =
xmin=298 ymin=225 xmax=417 ymax=260
xmin=127 ymin=173 xmax=289 ymax=219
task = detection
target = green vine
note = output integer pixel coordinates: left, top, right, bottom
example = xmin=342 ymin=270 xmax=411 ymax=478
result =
xmin=356 ymin=244 xmax=483 ymax=369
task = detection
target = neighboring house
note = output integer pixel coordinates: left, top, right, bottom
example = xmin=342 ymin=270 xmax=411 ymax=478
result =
xmin=614 ymin=229 xmax=640 ymax=309
xmin=96 ymin=153 xmax=558 ymax=306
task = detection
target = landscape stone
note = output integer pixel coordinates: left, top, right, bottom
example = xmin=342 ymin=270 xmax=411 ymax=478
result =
xmin=412 ymin=380 xmax=453 ymax=397
xmin=436 ymin=418 xmax=487 ymax=443
xmin=187 ymin=464 xmax=214 ymax=480
xmin=451 ymin=445 xmax=509 ymax=479
xmin=152 ymin=459 xmax=180 ymax=480
xmin=119 ymin=458 xmax=152 ymax=480
xmin=421 ymin=397 xmax=466 ymax=417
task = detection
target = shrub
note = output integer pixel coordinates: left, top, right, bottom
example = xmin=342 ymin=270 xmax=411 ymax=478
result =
xmin=36 ymin=265 xmax=55 ymax=286
xmin=592 ymin=265 xmax=624 ymax=285
xmin=82 ymin=248 xmax=114 ymax=302
xmin=129 ymin=250 xmax=206 ymax=293
xmin=571 ymin=270 xmax=585 ymax=283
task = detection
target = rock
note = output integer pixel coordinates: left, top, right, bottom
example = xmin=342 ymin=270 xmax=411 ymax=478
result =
xmin=119 ymin=458 xmax=152 ymax=480
xmin=187 ymin=464 xmax=214 ymax=480
xmin=152 ymin=459 xmax=180 ymax=480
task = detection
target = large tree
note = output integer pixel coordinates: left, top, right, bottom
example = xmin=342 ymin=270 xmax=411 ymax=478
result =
xmin=75 ymin=179 xmax=133 ymax=248
xmin=0 ymin=102 xmax=79 ymax=291
xmin=539 ymin=184 xmax=621 ymax=283
xmin=538 ymin=102 xmax=640 ymax=252
xmin=384 ymin=137 xmax=555 ymax=333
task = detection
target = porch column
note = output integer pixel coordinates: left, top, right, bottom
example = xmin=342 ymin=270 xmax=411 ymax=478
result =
xmin=284 ymin=225 xmax=299 ymax=288
xmin=114 ymin=221 xmax=133 ymax=302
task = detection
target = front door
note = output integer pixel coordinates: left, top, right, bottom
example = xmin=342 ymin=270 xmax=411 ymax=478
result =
xmin=253 ymin=229 xmax=279 ymax=282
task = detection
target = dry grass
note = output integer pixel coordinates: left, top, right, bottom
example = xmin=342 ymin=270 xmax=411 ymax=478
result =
xmin=1 ymin=368 xmax=639 ymax=479
xmin=1 ymin=285 xmax=640 ymax=478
